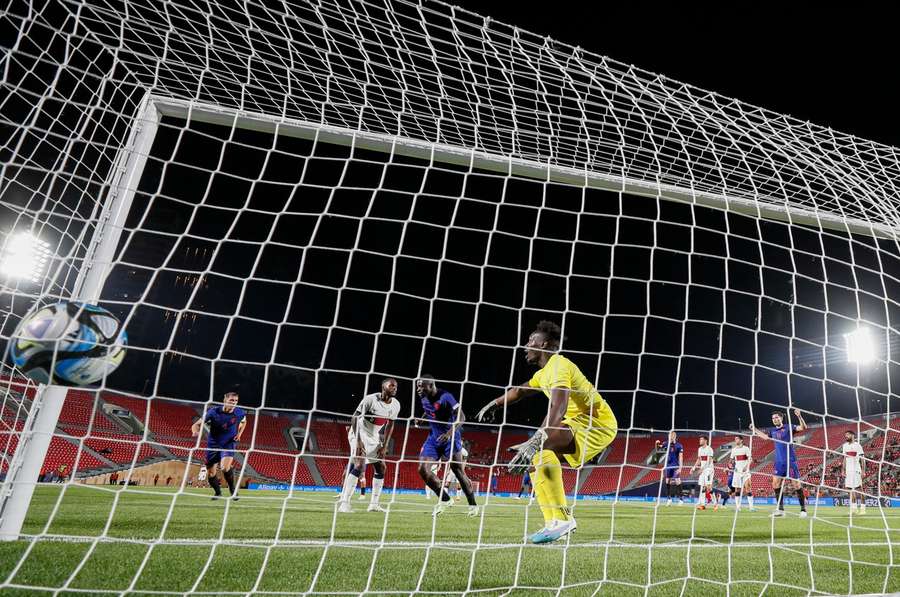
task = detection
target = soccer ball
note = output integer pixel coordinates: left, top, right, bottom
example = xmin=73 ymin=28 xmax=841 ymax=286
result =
xmin=8 ymin=302 xmax=127 ymax=386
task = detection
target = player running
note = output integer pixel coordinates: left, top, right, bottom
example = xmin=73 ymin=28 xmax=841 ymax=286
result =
xmin=691 ymin=436 xmax=716 ymax=510
xmin=476 ymin=320 xmax=618 ymax=544
xmin=191 ymin=391 xmax=246 ymax=500
xmin=841 ymin=430 xmax=865 ymax=515
xmin=752 ymin=408 xmax=807 ymax=518
xmin=338 ymin=378 xmax=400 ymax=513
xmin=728 ymin=435 xmax=754 ymax=511
xmin=416 ymin=375 xmax=479 ymax=516
xmin=662 ymin=431 xmax=684 ymax=506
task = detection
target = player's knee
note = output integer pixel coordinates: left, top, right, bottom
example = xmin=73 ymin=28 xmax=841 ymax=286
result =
xmin=373 ymin=469 xmax=384 ymax=480
xmin=417 ymin=463 xmax=429 ymax=478
xmin=349 ymin=464 xmax=363 ymax=477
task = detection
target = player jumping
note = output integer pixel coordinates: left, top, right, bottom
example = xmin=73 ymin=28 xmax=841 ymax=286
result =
xmin=841 ymin=430 xmax=865 ymax=515
xmin=338 ymin=378 xmax=400 ymax=513
xmin=691 ymin=436 xmax=716 ymax=510
xmin=752 ymin=408 xmax=807 ymax=518
xmin=416 ymin=375 xmax=479 ymax=516
xmin=662 ymin=431 xmax=684 ymax=506
xmin=191 ymin=391 xmax=246 ymax=500
xmin=476 ymin=320 xmax=618 ymax=544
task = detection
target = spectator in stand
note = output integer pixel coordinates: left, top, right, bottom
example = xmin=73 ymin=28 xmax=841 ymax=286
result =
xmin=57 ymin=464 xmax=68 ymax=482
xmin=154 ymin=473 xmax=160 ymax=486
xmin=166 ymin=476 xmax=173 ymax=486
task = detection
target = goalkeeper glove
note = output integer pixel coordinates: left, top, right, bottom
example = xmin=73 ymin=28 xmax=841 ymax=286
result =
xmin=508 ymin=429 xmax=547 ymax=475
xmin=476 ymin=400 xmax=499 ymax=422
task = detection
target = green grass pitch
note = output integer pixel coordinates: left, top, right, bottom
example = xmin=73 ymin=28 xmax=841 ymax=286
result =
xmin=2 ymin=485 xmax=900 ymax=596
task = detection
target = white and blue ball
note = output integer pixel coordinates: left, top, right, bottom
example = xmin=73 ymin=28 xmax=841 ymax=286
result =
xmin=8 ymin=302 xmax=127 ymax=386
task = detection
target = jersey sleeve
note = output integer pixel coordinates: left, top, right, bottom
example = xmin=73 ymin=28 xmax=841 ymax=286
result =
xmin=440 ymin=392 xmax=459 ymax=411
xmin=204 ymin=408 xmax=215 ymax=423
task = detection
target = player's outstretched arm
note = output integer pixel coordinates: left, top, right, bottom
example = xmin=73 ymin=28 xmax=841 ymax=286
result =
xmin=476 ymin=384 xmax=536 ymax=421
xmin=793 ymin=408 xmax=808 ymax=432
xmin=748 ymin=424 xmax=768 ymax=441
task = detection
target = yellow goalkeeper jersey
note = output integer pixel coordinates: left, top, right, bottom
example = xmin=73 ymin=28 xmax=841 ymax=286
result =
xmin=527 ymin=353 xmax=617 ymax=467
xmin=527 ymin=354 xmax=611 ymax=420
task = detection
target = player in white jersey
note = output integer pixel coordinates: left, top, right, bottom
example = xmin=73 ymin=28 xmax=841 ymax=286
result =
xmin=338 ymin=378 xmax=401 ymax=513
xmin=729 ymin=435 xmax=754 ymax=511
xmin=690 ymin=436 xmax=717 ymax=510
xmin=841 ymin=430 xmax=865 ymax=514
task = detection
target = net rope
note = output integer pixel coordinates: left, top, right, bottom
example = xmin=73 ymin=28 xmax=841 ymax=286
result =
xmin=1 ymin=1 xmax=900 ymax=595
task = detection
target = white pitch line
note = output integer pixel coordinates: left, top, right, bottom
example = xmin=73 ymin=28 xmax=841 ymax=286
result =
xmin=15 ymin=535 xmax=900 ymax=550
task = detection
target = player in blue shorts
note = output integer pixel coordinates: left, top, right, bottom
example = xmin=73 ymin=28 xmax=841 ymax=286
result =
xmin=752 ymin=408 xmax=808 ymax=518
xmin=416 ymin=375 xmax=478 ymax=516
xmin=191 ymin=391 xmax=246 ymax=500
xmin=662 ymin=431 xmax=684 ymax=506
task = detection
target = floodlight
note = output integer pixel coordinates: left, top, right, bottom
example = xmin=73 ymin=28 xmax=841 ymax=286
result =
xmin=0 ymin=233 xmax=51 ymax=283
xmin=846 ymin=326 xmax=876 ymax=364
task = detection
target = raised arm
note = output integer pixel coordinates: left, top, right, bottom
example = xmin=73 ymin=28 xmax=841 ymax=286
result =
xmin=793 ymin=408 xmax=807 ymax=432
xmin=749 ymin=423 xmax=768 ymax=441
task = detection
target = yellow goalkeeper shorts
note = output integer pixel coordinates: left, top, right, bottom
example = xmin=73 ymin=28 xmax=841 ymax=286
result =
xmin=561 ymin=410 xmax=618 ymax=468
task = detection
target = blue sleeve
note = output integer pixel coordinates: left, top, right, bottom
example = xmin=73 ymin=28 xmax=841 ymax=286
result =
xmin=237 ymin=407 xmax=246 ymax=421
xmin=440 ymin=392 xmax=458 ymax=409
xmin=204 ymin=408 xmax=215 ymax=423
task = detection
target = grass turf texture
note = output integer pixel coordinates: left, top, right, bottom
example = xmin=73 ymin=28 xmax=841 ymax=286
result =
xmin=2 ymin=486 xmax=900 ymax=595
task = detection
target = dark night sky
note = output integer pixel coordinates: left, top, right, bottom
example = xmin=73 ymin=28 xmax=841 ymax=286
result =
xmin=451 ymin=3 xmax=900 ymax=149
xmin=3 ymin=2 xmax=899 ymax=436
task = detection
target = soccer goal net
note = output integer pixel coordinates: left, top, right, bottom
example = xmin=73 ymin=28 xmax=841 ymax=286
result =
xmin=2 ymin=1 xmax=900 ymax=595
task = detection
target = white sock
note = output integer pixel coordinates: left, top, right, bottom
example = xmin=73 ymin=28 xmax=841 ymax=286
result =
xmin=371 ymin=477 xmax=384 ymax=505
xmin=748 ymin=495 xmax=754 ymax=508
xmin=340 ymin=470 xmax=360 ymax=503
xmin=699 ymin=492 xmax=706 ymax=506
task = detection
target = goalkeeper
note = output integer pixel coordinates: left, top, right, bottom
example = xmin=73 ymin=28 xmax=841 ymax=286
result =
xmin=477 ymin=320 xmax=618 ymax=544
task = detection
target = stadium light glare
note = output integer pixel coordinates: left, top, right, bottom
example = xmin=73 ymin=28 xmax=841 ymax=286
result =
xmin=846 ymin=326 xmax=876 ymax=364
xmin=0 ymin=233 xmax=51 ymax=283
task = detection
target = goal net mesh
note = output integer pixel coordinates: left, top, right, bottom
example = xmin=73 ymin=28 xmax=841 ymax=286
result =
xmin=2 ymin=0 xmax=900 ymax=595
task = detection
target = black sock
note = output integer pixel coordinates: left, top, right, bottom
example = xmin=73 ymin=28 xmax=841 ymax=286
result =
xmin=223 ymin=469 xmax=236 ymax=495
xmin=209 ymin=476 xmax=222 ymax=496
xmin=360 ymin=485 xmax=366 ymax=496
xmin=423 ymin=475 xmax=451 ymax=501
xmin=777 ymin=488 xmax=785 ymax=510
xmin=796 ymin=488 xmax=806 ymax=511
xmin=721 ymin=492 xmax=729 ymax=506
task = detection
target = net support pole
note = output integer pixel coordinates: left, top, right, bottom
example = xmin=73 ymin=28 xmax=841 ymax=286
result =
xmin=0 ymin=94 xmax=161 ymax=541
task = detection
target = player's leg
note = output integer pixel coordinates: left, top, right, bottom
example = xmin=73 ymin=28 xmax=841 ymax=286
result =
xmin=448 ymin=461 xmax=477 ymax=507
xmin=418 ymin=444 xmax=452 ymax=504
xmin=339 ymin=454 xmax=366 ymax=511
xmin=339 ymin=433 xmax=369 ymax=510
xmin=772 ymin=473 xmax=786 ymax=516
xmin=367 ymin=460 xmax=387 ymax=512
xmin=793 ymin=474 xmax=807 ymax=516
xmin=743 ymin=479 xmax=754 ymax=510
xmin=358 ymin=476 xmax=367 ymax=500
xmin=220 ymin=453 xmax=238 ymax=498
xmin=206 ymin=451 xmax=223 ymax=499
xmin=531 ymin=426 xmax=576 ymax=529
